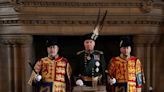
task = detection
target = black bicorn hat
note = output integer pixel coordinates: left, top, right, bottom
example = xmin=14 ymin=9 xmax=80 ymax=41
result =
xmin=45 ymin=37 xmax=58 ymax=47
xmin=84 ymin=9 xmax=107 ymax=41
xmin=120 ymin=36 xmax=132 ymax=47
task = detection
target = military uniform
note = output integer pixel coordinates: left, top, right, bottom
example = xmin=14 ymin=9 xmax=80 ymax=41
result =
xmin=28 ymin=56 xmax=72 ymax=92
xmin=75 ymin=50 xmax=106 ymax=86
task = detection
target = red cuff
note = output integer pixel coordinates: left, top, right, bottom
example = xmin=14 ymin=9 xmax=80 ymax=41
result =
xmin=137 ymin=86 xmax=142 ymax=88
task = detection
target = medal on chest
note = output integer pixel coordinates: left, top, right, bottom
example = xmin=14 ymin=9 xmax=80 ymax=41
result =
xmin=95 ymin=61 xmax=100 ymax=72
xmin=86 ymin=55 xmax=91 ymax=60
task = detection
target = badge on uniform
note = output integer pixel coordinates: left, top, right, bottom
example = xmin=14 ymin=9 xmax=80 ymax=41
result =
xmin=86 ymin=55 xmax=91 ymax=60
xmin=95 ymin=61 xmax=100 ymax=72
xmin=95 ymin=61 xmax=100 ymax=67
xmin=93 ymin=55 xmax=100 ymax=60
xmin=95 ymin=67 xmax=99 ymax=72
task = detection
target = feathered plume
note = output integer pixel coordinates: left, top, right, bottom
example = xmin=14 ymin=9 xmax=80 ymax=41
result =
xmin=91 ymin=9 xmax=107 ymax=40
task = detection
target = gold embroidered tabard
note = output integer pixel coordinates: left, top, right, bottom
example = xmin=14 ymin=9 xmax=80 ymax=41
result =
xmin=28 ymin=56 xmax=72 ymax=92
xmin=108 ymin=56 xmax=145 ymax=92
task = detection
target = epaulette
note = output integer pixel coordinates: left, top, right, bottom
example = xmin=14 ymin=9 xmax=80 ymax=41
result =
xmin=76 ymin=50 xmax=85 ymax=55
xmin=94 ymin=50 xmax=104 ymax=54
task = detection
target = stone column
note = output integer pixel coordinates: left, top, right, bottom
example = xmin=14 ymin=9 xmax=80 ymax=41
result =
xmin=155 ymin=34 xmax=164 ymax=92
xmin=0 ymin=35 xmax=33 ymax=92
xmin=133 ymin=34 xmax=160 ymax=92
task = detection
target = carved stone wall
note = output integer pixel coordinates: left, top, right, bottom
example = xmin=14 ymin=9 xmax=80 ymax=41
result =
xmin=0 ymin=35 xmax=33 ymax=92
xmin=0 ymin=0 xmax=164 ymax=35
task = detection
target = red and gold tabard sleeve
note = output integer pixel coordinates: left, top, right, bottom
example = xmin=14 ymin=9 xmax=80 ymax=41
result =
xmin=66 ymin=62 xmax=72 ymax=80
xmin=108 ymin=57 xmax=116 ymax=79
xmin=28 ymin=59 xmax=43 ymax=86
xmin=135 ymin=59 xmax=145 ymax=88
xmin=59 ymin=57 xmax=72 ymax=80
xmin=65 ymin=59 xmax=72 ymax=92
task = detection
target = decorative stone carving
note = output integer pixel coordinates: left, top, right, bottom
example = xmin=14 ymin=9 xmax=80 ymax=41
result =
xmin=156 ymin=2 xmax=164 ymax=9
xmin=141 ymin=0 xmax=153 ymax=13
xmin=19 ymin=1 xmax=141 ymax=8
xmin=0 ymin=15 xmax=163 ymax=26
xmin=133 ymin=34 xmax=160 ymax=46
xmin=0 ymin=35 xmax=33 ymax=45
xmin=9 ymin=0 xmax=164 ymax=9
xmin=13 ymin=3 xmax=23 ymax=12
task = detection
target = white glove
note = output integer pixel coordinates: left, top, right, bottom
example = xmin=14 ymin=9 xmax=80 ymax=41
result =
xmin=76 ymin=79 xmax=84 ymax=86
xmin=137 ymin=88 xmax=142 ymax=92
xmin=92 ymin=76 xmax=99 ymax=81
xmin=35 ymin=74 xmax=42 ymax=82
xmin=109 ymin=78 xmax=116 ymax=85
